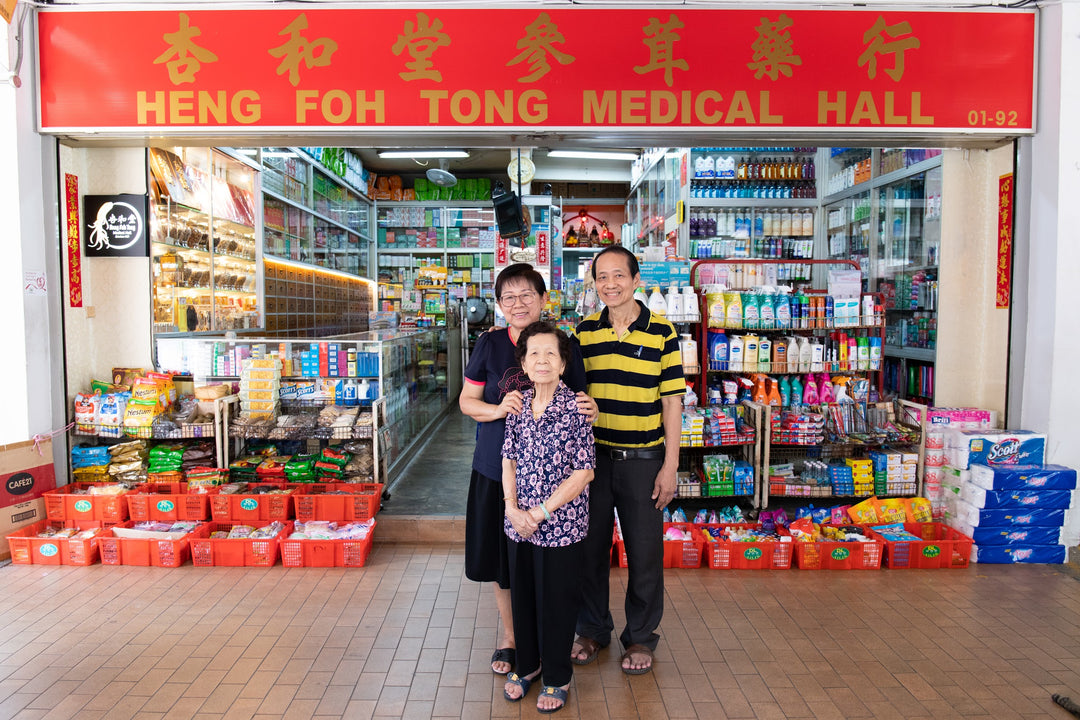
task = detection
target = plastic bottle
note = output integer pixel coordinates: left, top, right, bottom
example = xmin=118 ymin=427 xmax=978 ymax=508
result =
xmin=758 ymin=336 xmax=772 ymax=373
xmin=633 ymin=286 xmax=649 ymax=306
xmin=648 ymin=287 xmax=667 ymax=316
xmin=679 ymin=334 xmax=699 ymax=374
xmin=773 ymin=337 xmax=788 ymax=373
xmin=790 ymin=375 xmax=803 ymax=408
xmin=767 ymin=377 xmax=782 ymax=407
xmin=798 ymin=336 xmax=813 ymax=374
xmin=743 ymin=334 xmax=759 ymax=372
xmin=742 ymin=292 xmax=760 ymax=330
xmin=857 ymin=336 xmax=870 ymax=371
xmin=810 ymin=339 xmax=824 ymax=373
xmin=869 ymin=336 xmax=882 ymax=370
xmin=775 ymin=290 xmax=792 ymax=329
xmin=683 ymin=286 xmax=701 ymax=323
xmin=725 ymin=292 xmax=743 ymax=329
xmin=778 ymin=375 xmax=791 ymax=406
xmin=759 ymin=288 xmax=776 ymax=329
xmin=707 ymin=330 xmax=728 ymax=370
xmin=728 ymin=335 xmax=744 ymax=372
xmin=666 ymin=284 xmax=684 ymax=321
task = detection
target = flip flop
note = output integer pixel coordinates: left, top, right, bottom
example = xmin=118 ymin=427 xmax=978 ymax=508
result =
xmin=537 ymin=685 xmax=569 ymax=714
xmin=570 ymin=636 xmax=601 ymax=666
xmin=490 ymin=647 xmax=515 ymax=675
xmin=620 ymin=644 xmax=653 ymax=675
xmin=503 ymin=670 xmax=537 ymax=702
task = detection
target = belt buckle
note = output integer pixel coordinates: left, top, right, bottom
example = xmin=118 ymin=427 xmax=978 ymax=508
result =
xmin=610 ymin=448 xmax=630 ymax=461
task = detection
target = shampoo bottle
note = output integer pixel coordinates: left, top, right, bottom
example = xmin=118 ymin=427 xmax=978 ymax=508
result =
xmin=648 ymin=287 xmax=667 ymax=316
xmin=798 ymin=336 xmax=813 ymax=374
xmin=666 ymin=284 xmax=683 ymax=321
xmin=728 ymin=335 xmax=744 ymax=372
xmin=683 ymin=286 xmax=701 ymax=323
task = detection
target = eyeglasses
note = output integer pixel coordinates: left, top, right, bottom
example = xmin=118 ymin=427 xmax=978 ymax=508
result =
xmin=498 ymin=291 xmax=539 ymax=307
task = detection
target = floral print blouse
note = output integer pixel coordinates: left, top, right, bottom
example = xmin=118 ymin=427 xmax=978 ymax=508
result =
xmin=501 ymin=381 xmax=595 ymax=547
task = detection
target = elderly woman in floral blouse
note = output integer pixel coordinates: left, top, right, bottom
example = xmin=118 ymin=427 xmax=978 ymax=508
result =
xmin=500 ymin=321 xmax=595 ymax=714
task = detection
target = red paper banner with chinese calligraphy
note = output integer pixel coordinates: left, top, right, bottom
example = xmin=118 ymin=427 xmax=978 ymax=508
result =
xmin=37 ymin=8 xmax=1034 ymax=134
xmin=64 ymin=173 xmax=83 ymax=308
xmin=996 ymin=173 xmax=1014 ymax=309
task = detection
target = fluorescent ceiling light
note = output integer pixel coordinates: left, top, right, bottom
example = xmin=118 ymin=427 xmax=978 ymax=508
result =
xmin=547 ymin=150 xmax=639 ymax=162
xmin=378 ymin=150 xmax=469 ymax=159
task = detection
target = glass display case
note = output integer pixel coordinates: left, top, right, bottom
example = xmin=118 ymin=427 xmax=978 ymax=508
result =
xmin=260 ymin=148 xmax=372 ymax=277
xmin=150 ymin=147 xmax=260 ymax=334
xmin=627 ymin=149 xmax=681 ymax=249
xmin=154 ymin=327 xmax=451 ymax=482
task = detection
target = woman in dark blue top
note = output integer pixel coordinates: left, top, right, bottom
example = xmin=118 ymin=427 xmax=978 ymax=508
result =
xmin=459 ymin=264 xmax=595 ymax=676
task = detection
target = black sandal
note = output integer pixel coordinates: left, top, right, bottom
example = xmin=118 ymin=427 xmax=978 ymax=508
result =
xmin=491 ymin=647 xmax=516 ymax=675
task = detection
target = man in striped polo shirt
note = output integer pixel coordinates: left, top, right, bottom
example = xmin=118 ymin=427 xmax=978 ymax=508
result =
xmin=570 ymin=246 xmax=685 ymax=676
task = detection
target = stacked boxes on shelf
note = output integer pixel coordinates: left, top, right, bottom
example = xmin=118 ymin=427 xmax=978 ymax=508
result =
xmin=868 ymin=450 xmax=919 ymax=496
xmin=845 ymin=458 xmax=875 ymax=496
xmin=240 ymin=357 xmax=281 ymax=419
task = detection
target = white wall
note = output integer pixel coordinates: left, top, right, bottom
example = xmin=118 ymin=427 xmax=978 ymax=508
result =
xmin=59 ymin=146 xmax=153 ymax=396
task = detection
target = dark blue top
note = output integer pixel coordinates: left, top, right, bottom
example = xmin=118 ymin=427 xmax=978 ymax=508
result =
xmin=464 ymin=327 xmax=587 ymax=480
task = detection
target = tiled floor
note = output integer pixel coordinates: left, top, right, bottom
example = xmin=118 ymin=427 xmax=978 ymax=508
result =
xmin=3 ymin=408 xmax=1080 ymax=719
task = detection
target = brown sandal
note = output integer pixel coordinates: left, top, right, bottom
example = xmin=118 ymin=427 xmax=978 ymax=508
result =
xmin=570 ymin=636 xmax=601 ymax=666
xmin=620 ymin=644 xmax=653 ymax=675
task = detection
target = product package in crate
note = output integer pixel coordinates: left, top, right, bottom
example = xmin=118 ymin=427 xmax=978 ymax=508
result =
xmin=291 ymin=483 xmax=381 ymax=522
xmin=190 ymin=521 xmax=293 ymax=567
xmin=126 ymin=483 xmax=218 ymax=522
xmin=43 ymin=482 xmax=132 ymax=523
xmin=210 ymin=483 xmax=298 ymax=522
xmin=98 ymin=521 xmax=209 ymax=567
xmin=6 ymin=520 xmax=106 ymax=566
xmin=867 ymin=522 xmax=973 ymax=569
xmin=662 ymin=522 xmax=705 ymax=568
xmin=787 ymin=521 xmax=884 ymax=570
xmin=279 ymin=519 xmax=376 ymax=567
xmin=697 ymin=523 xmax=793 ymax=569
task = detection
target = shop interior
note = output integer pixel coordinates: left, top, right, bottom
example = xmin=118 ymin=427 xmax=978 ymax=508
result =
xmin=61 ymin=139 xmax=1013 ymax=522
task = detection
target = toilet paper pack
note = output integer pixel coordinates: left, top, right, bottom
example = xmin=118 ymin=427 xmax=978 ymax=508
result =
xmin=945 ymin=430 xmax=1047 ymax=470
xmin=960 ymin=484 xmax=1073 ymax=511
xmin=967 ymin=463 xmax=1077 ymax=491
xmin=953 ymin=497 xmax=1066 ymax=528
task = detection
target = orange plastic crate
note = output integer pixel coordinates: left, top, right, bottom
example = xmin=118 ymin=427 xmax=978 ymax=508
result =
xmin=98 ymin=522 xmax=209 ymax=567
xmin=6 ymin=520 xmax=104 ymax=566
xmin=793 ymin=536 xmax=884 ymax=570
xmin=210 ymin=484 xmax=298 ymax=522
xmin=126 ymin=485 xmax=216 ymax=522
xmin=293 ymin=485 xmax=380 ymax=522
xmin=43 ymin=483 xmax=131 ymax=523
xmin=190 ymin=521 xmax=293 ymax=567
xmin=613 ymin=522 xmax=704 ymax=569
xmin=867 ymin=522 xmax=974 ymax=569
xmin=280 ymin=522 xmax=376 ymax=568
xmin=699 ymin=523 xmax=794 ymax=569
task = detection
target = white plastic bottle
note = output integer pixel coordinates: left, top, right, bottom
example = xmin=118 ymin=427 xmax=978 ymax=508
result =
xmin=648 ymin=287 xmax=667 ymax=316
xmin=679 ymin=333 xmax=699 ymax=374
xmin=683 ymin=286 xmax=701 ymax=323
xmin=728 ymin=335 xmax=744 ymax=372
xmin=666 ymin=284 xmax=683 ymax=321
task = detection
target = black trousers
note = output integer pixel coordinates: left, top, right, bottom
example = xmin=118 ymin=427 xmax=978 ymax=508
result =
xmin=508 ymin=539 xmax=584 ymax=688
xmin=575 ymin=452 xmax=664 ymax=652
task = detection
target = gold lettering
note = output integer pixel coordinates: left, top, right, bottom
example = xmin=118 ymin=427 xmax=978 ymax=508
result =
xmin=681 ymin=90 xmax=692 ymax=124
xmin=883 ymin=91 xmax=907 ymax=124
xmin=650 ymin=91 xmax=677 ymax=123
xmin=850 ymin=91 xmax=881 ymax=124
xmin=724 ymin=90 xmax=755 ymax=124
xmin=519 ymin=89 xmax=547 ymax=123
xmin=485 ymin=90 xmax=513 ymax=124
xmin=695 ymin=91 xmax=722 ymax=124
xmin=911 ymin=91 xmax=933 ymax=125
xmin=169 ymin=91 xmax=195 ymax=124
xmin=759 ymin=90 xmax=782 ymax=124
xmin=197 ymin=91 xmax=226 ymax=124
xmin=818 ymin=90 xmax=846 ymax=124
xmin=451 ymin=90 xmax=481 ymax=123
xmin=355 ymin=91 xmax=385 ymax=124
xmin=621 ymin=90 xmax=646 ymax=124
xmin=233 ymin=90 xmax=261 ymax=124
xmin=296 ymin=90 xmax=319 ymax=123
xmin=137 ymin=91 xmax=167 ymax=125
xmin=582 ymin=90 xmax=616 ymax=124
xmin=322 ymin=89 xmax=351 ymax=124
xmin=420 ymin=90 xmax=448 ymax=123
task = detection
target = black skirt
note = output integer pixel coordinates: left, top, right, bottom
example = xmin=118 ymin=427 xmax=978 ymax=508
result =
xmin=464 ymin=469 xmax=511 ymax=589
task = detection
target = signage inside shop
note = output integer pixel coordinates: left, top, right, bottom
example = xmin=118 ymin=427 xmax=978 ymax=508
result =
xmin=38 ymin=8 xmax=1034 ymax=133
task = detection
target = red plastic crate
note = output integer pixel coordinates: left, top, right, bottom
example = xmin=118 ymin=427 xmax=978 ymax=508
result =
xmin=793 ymin=536 xmax=884 ymax=570
xmin=43 ymin=483 xmax=131 ymax=523
xmin=280 ymin=522 xmax=376 ymax=568
xmin=210 ymin=484 xmax=298 ymax=522
xmin=699 ymin=523 xmax=794 ymax=569
xmin=867 ymin=522 xmax=974 ymax=569
xmin=613 ymin=522 xmax=705 ymax=569
xmin=190 ymin=521 xmax=293 ymax=567
xmin=6 ymin=520 xmax=104 ymax=566
xmin=126 ymin=485 xmax=217 ymax=522
xmin=98 ymin=522 xmax=210 ymax=567
xmin=293 ymin=485 xmax=380 ymax=522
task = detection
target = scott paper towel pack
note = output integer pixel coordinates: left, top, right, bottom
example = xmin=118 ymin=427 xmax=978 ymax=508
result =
xmin=944 ymin=430 xmax=1047 ymax=470
xmin=967 ymin=463 xmax=1077 ymax=491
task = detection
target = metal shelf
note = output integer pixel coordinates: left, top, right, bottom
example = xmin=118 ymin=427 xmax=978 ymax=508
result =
xmin=688 ymin=198 xmax=819 ymax=209
xmin=884 ymin=346 xmax=936 ymax=362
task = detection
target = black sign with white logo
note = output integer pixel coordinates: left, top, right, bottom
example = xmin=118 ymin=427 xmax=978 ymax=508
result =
xmin=83 ymin=194 xmax=149 ymax=257
xmin=6 ymin=472 xmax=34 ymax=497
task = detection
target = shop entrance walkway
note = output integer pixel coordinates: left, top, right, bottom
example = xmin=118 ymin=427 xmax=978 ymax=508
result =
xmin=2 ymin=550 xmax=1079 ymax=719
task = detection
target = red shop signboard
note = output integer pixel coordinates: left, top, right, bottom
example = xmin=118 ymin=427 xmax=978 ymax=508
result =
xmin=37 ymin=8 xmax=1034 ymax=134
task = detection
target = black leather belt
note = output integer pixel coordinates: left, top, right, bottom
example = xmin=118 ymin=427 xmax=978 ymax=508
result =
xmin=599 ymin=445 xmax=666 ymax=461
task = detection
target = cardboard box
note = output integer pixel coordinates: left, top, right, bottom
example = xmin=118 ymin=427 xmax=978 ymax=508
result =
xmin=0 ymin=498 xmax=46 ymax=561
xmin=1 ymin=438 xmax=58 ymax=508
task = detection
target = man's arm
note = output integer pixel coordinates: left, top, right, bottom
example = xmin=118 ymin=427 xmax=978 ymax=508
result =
xmin=652 ymin=395 xmax=683 ymax=509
